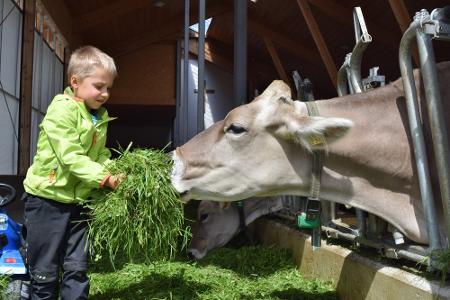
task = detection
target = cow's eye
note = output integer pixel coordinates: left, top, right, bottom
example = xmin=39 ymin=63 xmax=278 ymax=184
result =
xmin=226 ymin=124 xmax=246 ymax=135
xmin=199 ymin=213 xmax=209 ymax=222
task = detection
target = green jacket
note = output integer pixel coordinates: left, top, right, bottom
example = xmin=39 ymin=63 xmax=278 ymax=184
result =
xmin=23 ymin=87 xmax=115 ymax=204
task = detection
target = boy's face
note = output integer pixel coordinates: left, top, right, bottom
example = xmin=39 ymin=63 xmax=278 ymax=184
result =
xmin=70 ymin=67 xmax=114 ymax=110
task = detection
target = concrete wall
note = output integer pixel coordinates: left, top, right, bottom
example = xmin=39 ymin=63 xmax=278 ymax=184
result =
xmin=254 ymin=218 xmax=450 ymax=300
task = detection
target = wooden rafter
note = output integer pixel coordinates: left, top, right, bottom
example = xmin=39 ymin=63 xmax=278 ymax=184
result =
xmin=263 ymin=37 xmax=290 ymax=86
xmin=387 ymin=0 xmax=411 ymax=32
xmin=248 ymin=16 xmax=320 ymax=64
xmin=74 ymin=0 xmax=150 ymax=33
xmin=18 ymin=0 xmax=36 ymax=175
xmin=189 ymin=37 xmax=275 ymax=81
xmin=105 ymin=4 xmax=230 ymax=57
xmin=189 ymin=38 xmax=233 ymax=73
xmin=388 ymin=0 xmax=420 ymax=66
xmin=296 ymin=0 xmax=337 ymax=88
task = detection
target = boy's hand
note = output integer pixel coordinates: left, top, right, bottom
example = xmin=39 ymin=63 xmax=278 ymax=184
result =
xmin=106 ymin=174 xmax=126 ymax=189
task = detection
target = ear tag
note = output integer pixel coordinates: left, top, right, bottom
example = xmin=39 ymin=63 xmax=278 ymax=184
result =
xmin=308 ymin=135 xmax=324 ymax=147
xmin=219 ymin=202 xmax=230 ymax=209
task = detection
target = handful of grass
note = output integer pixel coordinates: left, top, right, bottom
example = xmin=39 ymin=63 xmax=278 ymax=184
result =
xmin=84 ymin=146 xmax=190 ymax=265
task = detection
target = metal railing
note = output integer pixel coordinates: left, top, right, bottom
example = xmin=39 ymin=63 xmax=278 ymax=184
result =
xmin=276 ymin=6 xmax=450 ymax=269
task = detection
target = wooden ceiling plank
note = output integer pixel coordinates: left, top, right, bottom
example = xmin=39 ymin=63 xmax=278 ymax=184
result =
xmin=189 ymin=37 xmax=276 ymax=83
xmin=296 ymin=0 xmax=337 ymax=88
xmin=387 ymin=0 xmax=411 ymax=32
xmin=105 ymin=3 xmax=230 ymax=57
xmin=247 ymin=17 xmax=320 ymax=64
xmin=74 ymin=0 xmax=150 ymax=33
xmin=189 ymin=39 xmax=233 ymax=73
xmin=307 ymin=0 xmax=397 ymax=49
xmin=263 ymin=37 xmax=291 ymax=86
xmin=388 ymin=0 xmax=420 ymax=66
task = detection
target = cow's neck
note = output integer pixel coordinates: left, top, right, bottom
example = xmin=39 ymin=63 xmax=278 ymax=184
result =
xmin=302 ymin=86 xmax=428 ymax=243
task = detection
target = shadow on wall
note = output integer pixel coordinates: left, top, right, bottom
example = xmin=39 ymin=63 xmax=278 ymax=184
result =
xmin=105 ymin=105 xmax=175 ymax=152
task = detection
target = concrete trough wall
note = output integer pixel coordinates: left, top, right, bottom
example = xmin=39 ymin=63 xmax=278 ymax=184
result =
xmin=253 ymin=218 xmax=450 ymax=300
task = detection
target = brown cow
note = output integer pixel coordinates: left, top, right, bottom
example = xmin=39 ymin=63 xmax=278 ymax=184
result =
xmin=188 ymin=196 xmax=283 ymax=260
xmin=172 ymin=62 xmax=450 ymax=246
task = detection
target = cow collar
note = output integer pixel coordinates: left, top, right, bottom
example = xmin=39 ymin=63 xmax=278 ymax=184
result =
xmin=235 ymin=201 xmax=246 ymax=232
xmin=305 ymin=101 xmax=325 ymax=201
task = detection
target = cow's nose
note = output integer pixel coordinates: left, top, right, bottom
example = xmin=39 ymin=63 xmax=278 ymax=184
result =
xmin=187 ymin=248 xmax=202 ymax=260
xmin=188 ymin=249 xmax=197 ymax=259
xmin=187 ymin=249 xmax=197 ymax=260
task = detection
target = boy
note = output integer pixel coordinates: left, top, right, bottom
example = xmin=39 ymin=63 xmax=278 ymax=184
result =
xmin=23 ymin=46 xmax=121 ymax=299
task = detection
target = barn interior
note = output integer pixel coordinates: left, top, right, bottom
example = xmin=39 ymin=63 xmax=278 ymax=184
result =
xmin=21 ymin=0 xmax=450 ymax=154
xmin=1 ymin=1 xmax=450 ymax=297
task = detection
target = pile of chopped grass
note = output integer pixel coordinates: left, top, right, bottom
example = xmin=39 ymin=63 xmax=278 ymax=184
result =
xmin=84 ymin=146 xmax=190 ymax=266
xmin=89 ymin=245 xmax=338 ymax=299
xmin=0 ymin=275 xmax=9 ymax=298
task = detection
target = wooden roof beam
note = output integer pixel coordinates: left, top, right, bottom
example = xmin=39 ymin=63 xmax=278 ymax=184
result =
xmin=74 ymin=0 xmax=150 ymax=33
xmin=247 ymin=16 xmax=321 ymax=64
xmin=296 ymin=0 xmax=337 ymax=88
xmin=189 ymin=37 xmax=275 ymax=81
xmin=263 ymin=37 xmax=291 ymax=87
xmin=189 ymin=38 xmax=233 ymax=73
xmin=105 ymin=4 xmax=230 ymax=57
xmin=388 ymin=0 xmax=420 ymax=66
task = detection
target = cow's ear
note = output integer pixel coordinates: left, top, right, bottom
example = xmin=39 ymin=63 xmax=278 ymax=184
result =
xmin=297 ymin=116 xmax=353 ymax=152
xmin=253 ymin=80 xmax=291 ymax=102
xmin=271 ymin=116 xmax=353 ymax=152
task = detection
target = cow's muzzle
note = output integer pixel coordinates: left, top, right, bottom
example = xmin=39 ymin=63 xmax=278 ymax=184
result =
xmin=171 ymin=149 xmax=187 ymax=191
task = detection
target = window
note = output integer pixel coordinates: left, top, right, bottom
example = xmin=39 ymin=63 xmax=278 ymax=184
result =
xmin=189 ymin=18 xmax=213 ymax=36
xmin=35 ymin=0 xmax=67 ymax=61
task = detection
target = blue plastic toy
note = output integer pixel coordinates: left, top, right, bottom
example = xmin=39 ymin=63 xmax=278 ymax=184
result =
xmin=0 ymin=183 xmax=29 ymax=299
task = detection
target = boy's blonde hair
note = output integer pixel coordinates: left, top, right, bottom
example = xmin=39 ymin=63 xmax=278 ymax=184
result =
xmin=67 ymin=46 xmax=117 ymax=83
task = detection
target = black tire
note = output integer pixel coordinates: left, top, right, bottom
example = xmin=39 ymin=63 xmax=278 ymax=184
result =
xmin=4 ymin=277 xmax=30 ymax=300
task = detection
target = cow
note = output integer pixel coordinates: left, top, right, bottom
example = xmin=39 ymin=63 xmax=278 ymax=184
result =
xmin=172 ymin=61 xmax=450 ymax=246
xmin=187 ymin=196 xmax=283 ymax=260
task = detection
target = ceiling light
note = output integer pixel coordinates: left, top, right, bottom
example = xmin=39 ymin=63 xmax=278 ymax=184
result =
xmin=152 ymin=0 xmax=166 ymax=7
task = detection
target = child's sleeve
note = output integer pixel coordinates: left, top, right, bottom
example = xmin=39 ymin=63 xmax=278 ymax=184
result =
xmin=98 ymin=147 xmax=112 ymax=166
xmin=42 ymin=100 xmax=109 ymax=188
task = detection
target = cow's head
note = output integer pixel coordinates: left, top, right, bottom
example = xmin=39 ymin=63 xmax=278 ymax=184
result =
xmin=187 ymin=201 xmax=241 ymax=260
xmin=172 ymin=80 xmax=352 ymax=202
xmin=187 ymin=196 xmax=283 ymax=260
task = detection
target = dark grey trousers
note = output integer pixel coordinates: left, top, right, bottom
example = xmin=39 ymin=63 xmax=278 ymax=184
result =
xmin=23 ymin=194 xmax=90 ymax=300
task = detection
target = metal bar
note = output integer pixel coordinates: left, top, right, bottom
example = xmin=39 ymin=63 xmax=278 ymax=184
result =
xmin=349 ymin=35 xmax=372 ymax=93
xmin=398 ymin=20 xmax=441 ymax=251
xmin=336 ymin=62 xmax=349 ymax=96
xmin=416 ymin=29 xmax=450 ymax=245
xmin=197 ymin=0 xmax=205 ymax=133
xmin=277 ymin=211 xmax=431 ymax=266
xmin=183 ymin=0 xmax=189 ymax=142
xmin=233 ymin=0 xmax=247 ymax=106
xmin=174 ymin=39 xmax=181 ymax=147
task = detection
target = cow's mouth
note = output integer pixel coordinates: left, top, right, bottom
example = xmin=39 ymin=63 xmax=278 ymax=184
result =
xmin=179 ymin=190 xmax=190 ymax=203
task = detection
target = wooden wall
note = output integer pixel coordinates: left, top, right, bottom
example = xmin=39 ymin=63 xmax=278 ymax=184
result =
xmin=109 ymin=43 xmax=176 ymax=106
xmin=105 ymin=42 xmax=178 ymax=150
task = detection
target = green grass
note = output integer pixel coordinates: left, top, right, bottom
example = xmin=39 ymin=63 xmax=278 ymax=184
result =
xmin=84 ymin=146 xmax=190 ymax=266
xmin=89 ymin=245 xmax=338 ymax=300
xmin=0 ymin=275 xmax=9 ymax=299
